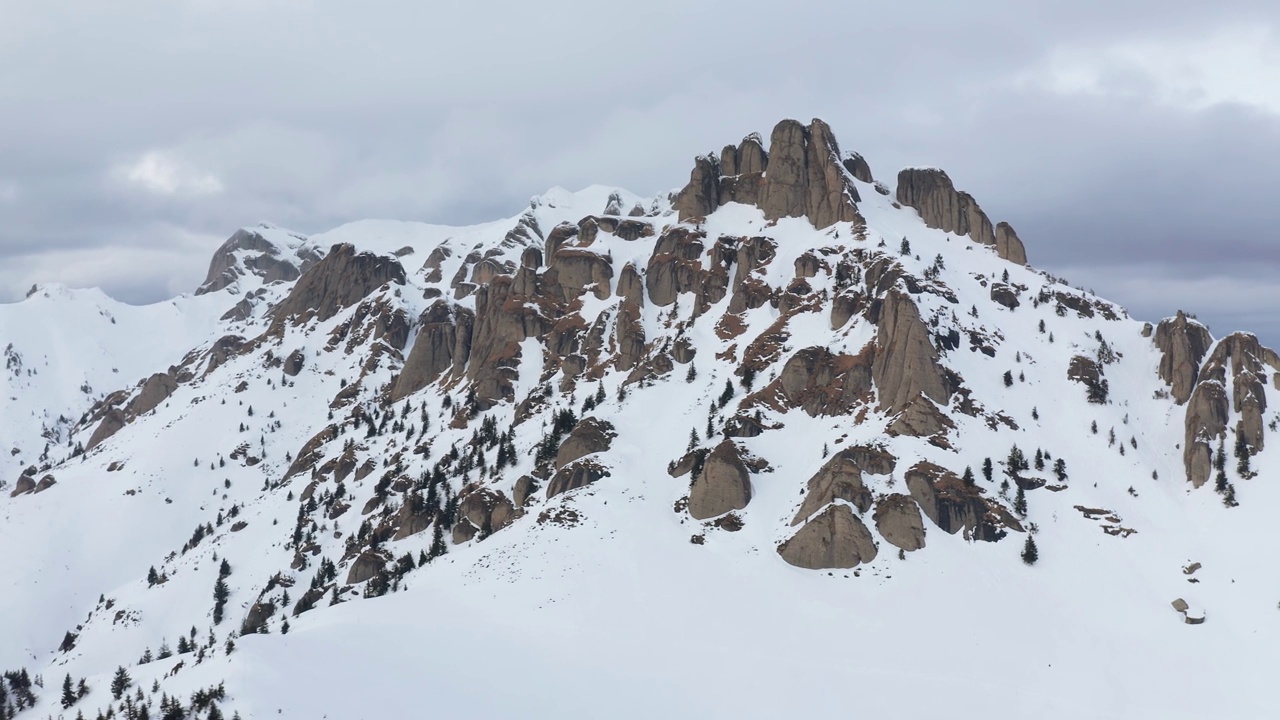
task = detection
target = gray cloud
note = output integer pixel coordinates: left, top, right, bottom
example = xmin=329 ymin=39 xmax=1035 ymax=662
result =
xmin=3 ymin=0 xmax=1280 ymax=343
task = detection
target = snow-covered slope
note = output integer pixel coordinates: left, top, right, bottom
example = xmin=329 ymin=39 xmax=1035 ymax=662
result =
xmin=2 ymin=119 xmax=1278 ymax=720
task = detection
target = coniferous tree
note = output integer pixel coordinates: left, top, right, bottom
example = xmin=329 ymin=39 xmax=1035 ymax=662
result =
xmin=982 ymin=458 xmax=993 ymax=482
xmin=1054 ymin=458 xmax=1068 ymax=482
xmin=1014 ymin=485 xmax=1028 ymax=517
xmin=1021 ymin=535 xmax=1039 ymax=565
xmin=899 ymin=237 xmax=911 ymax=255
xmin=1034 ymin=449 xmax=1044 ymax=471
xmin=685 ymin=364 xmax=697 ymax=383
xmin=1003 ymin=370 xmax=1014 ymax=387
xmin=110 ymin=666 xmax=131 ymax=701
xmin=61 ymin=673 xmax=76 ymax=709
xmin=962 ymin=466 xmax=975 ymax=486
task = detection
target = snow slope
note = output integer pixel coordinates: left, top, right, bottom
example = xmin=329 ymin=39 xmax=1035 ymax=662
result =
xmin=1 ymin=143 xmax=1278 ymax=720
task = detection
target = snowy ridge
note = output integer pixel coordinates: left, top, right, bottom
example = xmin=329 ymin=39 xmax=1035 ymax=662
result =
xmin=1 ymin=122 xmax=1278 ymax=719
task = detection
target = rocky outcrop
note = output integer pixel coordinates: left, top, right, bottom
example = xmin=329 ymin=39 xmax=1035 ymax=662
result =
xmin=546 ymin=459 xmax=611 ymax=499
xmin=126 ymin=371 xmax=177 ymax=417
xmin=842 ymin=152 xmax=873 ymax=183
xmin=1068 ymin=355 xmax=1109 ymax=404
xmin=674 ymin=155 xmax=721 ymax=221
xmin=688 ymin=440 xmax=752 ymax=520
xmin=391 ymin=301 xmax=467 ymax=401
xmin=546 ymin=248 xmax=614 ymax=301
xmin=762 ymin=345 xmax=875 ymax=417
xmin=676 ymin=119 xmax=863 ymax=230
xmin=269 ymin=243 xmax=406 ymax=327
xmin=452 ymin=488 xmax=517 ymax=544
xmin=554 ymin=418 xmax=616 ymax=469
xmin=1155 ymin=311 xmax=1214 ymax=405
xmin=777 ymin=505 xmax=878 ymax=570
xmin=873 ymin=290 xmax=954 ymax=414
xmin=791 ymin=446 xmax=896 ymax=525
xmin=905 ymin=462 xmax=1021 ymax=541
xmin=345 ymin=552 xmax=386 ymax=584
xmin=196 ymin=226 xmax=321 ymax=295
xmin=994 ymin=222 xmax=1027 ymax=266
xmin=758 ymin=119 xmax=862 ymax=229
xmin=896 ymin=168 xmax=1027 ymax=264
xmin=1182 ymin=332 xmax=1280 ymax=486
xmin=86 ymin=408 xmax=127 ymax=451
xmin=873 ymin=494 xmax=926 ymax=551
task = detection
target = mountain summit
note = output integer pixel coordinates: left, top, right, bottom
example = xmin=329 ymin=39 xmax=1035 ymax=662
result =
xmin=1 ymin=119 xmax=1277 ymax=719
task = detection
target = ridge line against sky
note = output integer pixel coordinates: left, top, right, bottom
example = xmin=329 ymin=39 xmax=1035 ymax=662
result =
xmin=2 ymin=1 xmax=1279 ymax=343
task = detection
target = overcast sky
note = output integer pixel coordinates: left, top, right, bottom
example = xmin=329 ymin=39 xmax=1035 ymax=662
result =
xmin=3 ymin=1 xmax=1280 ymax=343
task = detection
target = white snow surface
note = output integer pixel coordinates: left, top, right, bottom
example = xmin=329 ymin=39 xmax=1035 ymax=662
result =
xmin=0 ymin=183 xmax=1277 ymax=719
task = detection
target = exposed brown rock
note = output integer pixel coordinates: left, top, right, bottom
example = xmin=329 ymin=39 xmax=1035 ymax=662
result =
xmin=127 ymin=371 xmax=178 ymax=417
xmin=269 ymin=243 xmax=406 ymax=327
xmin=791 ymin=446 xmax=896 ymax=525
xmin=885 ymin=396 xmax=955 ymax=442
xmin=873 ymin=290 xmax=953 ymax=414
xmin=994 ymin=222 xmax=1028 ymax=265
xmin=345 ymin=552 xmax=386 ymax=584
xmin=905 ymin=461 xmax=1022 ymax=541
xmin=391 ymin=301 xmax=466 ymax=401
xmin=767 ymin=345 xmax=875 ymax=417
xmin=86 ymin=408 xmax=127 ymax=451
xmin=554 ymin=417 xmax=617 ymax=469
xmin=1183 ymin=332 xmax=1280 ymax=485
xmin=777 ymin=504 xmax=878 ymax=570
xmin=1155 ymin=311 xmax=1213 ymax=405
xmin=759 ymin=119 xmax=862 ymax=229
xmin=989 ymin=283 xmax=1020 ymax=310
xmin=675 ymin=155 xmax=721 ymax=221
xmin=282 ymin=349 xmax=306 ymax=377
xmin=546 ymin=459 xmax=611 ymax=499
xmin=453 ymin=488 xmax=517 ymax=543
xmin=547 ymin=248 xmax=613 ymax=301
xmin=688 ymin=440 xmax=752 ymax=520
xmin=514 ymin=475 xmax=538 ymax=507
xmin=1068 ymin=355 xmax=1109 ymax=404
xmin=196 ymin=227 xmax=321 ymax=295
xmin=873 ymin=494 xmax=926 ymax=551
xmin=842 ymin=152 xmax=873 ymax=183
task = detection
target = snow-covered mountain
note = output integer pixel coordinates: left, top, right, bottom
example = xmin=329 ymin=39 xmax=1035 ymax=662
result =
xmin=3 ymin=118 xmax=1279 ymax=720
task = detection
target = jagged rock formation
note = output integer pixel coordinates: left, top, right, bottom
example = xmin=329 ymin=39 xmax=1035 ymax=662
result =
xmin=873 ymin=290 xmax=955 ymax=423
xmin=197 ymin=226 xmax=322 ymax=295
xmin=676 ymin=119 xmax=863 ymax=230
xmin=896 ymin=168 xmax=1026 ymax=264
xmin=1183 ymin=332 xmax=1280 ymax=486
xmin=270 ymin=243 xmax=407 ymax=327
xmin=1155 ymin=311 xmax=1214 ymax=405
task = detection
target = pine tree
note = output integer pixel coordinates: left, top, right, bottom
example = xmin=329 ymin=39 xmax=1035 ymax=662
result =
xmin=899 ymin=237 xmax=911 ymax=255
xmin=717 ymin=379 xmax=735 ymax=408
xmin=1053 ymin=458 xmax=1067 ymax=482
xmin=688 ymin=427 xmax=700 ymax=451
xmin=61 ymin=673 xmax=76 ymax=709
xmin=1003 ymin=370 xmax=1013 ymax=387
xmin=1014 ymin=485 xmax=1027 ymax=517
xmin=1034 ymin=449 xmax=1044 ymax=471
xmin=1021 ymin=535 xmax=1039 ymax=565
xmin=110 ymin=666 xmax=131 ymax=701
xmin=685 ymin=364 xmax=697 ymax=383
xmin=962 ymin=466 xmax=975 ymax=486
xmin=982 ymin=458 xmax=993 ymax=482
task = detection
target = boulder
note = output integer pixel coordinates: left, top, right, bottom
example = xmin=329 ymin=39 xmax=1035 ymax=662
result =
xmin=127 ymin=371 xmax=178 ymax=416
xmin=282 ymin=349 xmax=306 ymax=377
xmin=546 ymin=459 xmax=611 ymax=499
xmin=989 ymin=283 xmax=1020 ymax=310
xmin=345 ymin=552 xmax=386 ymax=584
xmin=842 ymin=151 xmax=873 ymax=183
xmin=777 ymin=505 xmax=878 ymax=570
xmin=86 ymin=408 xmax=127 ymax=451
xmin=873 ymin=494 xmax=927 ymax=551
xmin=554 ymin=417 xmax=616 ymax=469
xmin=791 ymin=446 xmax=896 ymax=525
xmin=453 ymin=488 xmax=517 ymax=543
xmin=688 ymin=440 xmax=752 ymax=520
